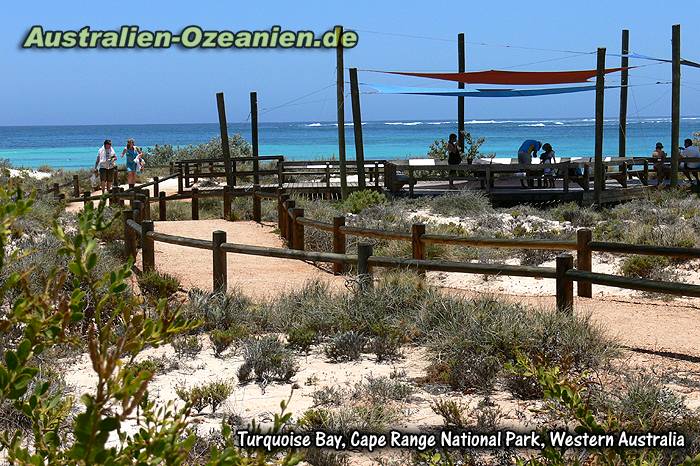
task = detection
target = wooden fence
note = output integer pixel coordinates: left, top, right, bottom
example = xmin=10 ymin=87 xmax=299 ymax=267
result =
xmin=109 ymin=187 xmax=700 ymax=313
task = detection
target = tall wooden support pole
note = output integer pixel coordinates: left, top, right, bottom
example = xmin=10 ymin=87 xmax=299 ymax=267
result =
xmin=212 ymin=230 xmax=227 ymax=292
xmin=216 ymin=92 xmax=234 ymax=188
xmin=349 ymin=68 xmax=366 ymax=189
xmin=619 ymin=30 xmax=629 ymax=158
xmin=457 ymin=32 xmax=466 ymax=151
xmin=594 ymin=48 xmax=606 ymax=208
xmin=336 ymin=26 xmax=348 ymax=199
xmin=250 ymin=91 xmax=260 ymax=185
xmin=671 ymin=24 xmax=681 ymax=187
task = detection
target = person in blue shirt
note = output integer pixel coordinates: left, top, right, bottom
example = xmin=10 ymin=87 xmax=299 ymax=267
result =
xmin=517 ymin=140 xmax=541 ymax=188
xmin=121 ymin=138 xmax=143 ymax=187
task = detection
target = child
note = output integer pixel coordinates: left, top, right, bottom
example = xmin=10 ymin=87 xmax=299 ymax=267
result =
xmin=539 ymin=143 xmax=556 ymax=188
xmin=135 ymin=149 xmax=146 ymax=174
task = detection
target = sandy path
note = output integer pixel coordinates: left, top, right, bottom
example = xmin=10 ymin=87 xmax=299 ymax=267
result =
xmin=143 ymin=220 xmax=346 ymax=300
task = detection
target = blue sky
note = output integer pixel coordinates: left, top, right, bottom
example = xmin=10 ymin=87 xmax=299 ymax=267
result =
xmin=3 ymin=0 xmax=699 ymax=125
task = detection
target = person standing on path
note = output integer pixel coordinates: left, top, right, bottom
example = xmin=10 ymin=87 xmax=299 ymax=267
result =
xmin=121 ymin=138 xmax=143 ymax=187
xmin=94 ymin=139 xmax=117 ymax=194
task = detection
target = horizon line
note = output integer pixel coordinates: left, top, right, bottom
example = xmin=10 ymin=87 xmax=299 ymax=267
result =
xmin=1 ymin=115 xmax=699 ymax=128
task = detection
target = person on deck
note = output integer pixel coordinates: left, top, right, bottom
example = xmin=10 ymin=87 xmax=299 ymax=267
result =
xmin=94 ymin=139 xmax=117 ymax=194
xmin=447 ymin=133 xmax=462 ymax=189
xmin=121 ymin=138 xmax=143 ymax=187
xmin=517 ymin=139 xmax=541 ymax=188
xmin=651 ymin=142 xmax=668 ymax=189
xmin=539 ymin=143 xmax=556 ymax=188
xmin=681 ymin=138 xmax=700 ymax=186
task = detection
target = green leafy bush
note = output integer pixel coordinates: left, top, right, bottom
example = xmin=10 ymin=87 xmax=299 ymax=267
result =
xmin=175 ymin=379 xmax=234 ymax=414
xmin=339 ymin=189 xmax=386 ymax=214
xmin=286 ymin=326 xmax=318 ymax=354
xmin=324 ymin=331 xmax=367 ymax=362
xmin=138 ymin=269 xmax=181 ymax=299
xmin=620 ymin=255 xmax=670 ymax=279
xmin=237 ymin=336 xmax=298 ymax=384
xmin=172 ymin=335 xmax=203 ymax=358
xmin=182 ymin=288 xmax=254 ymax=333
xmin=209 ymin=326 xmax=249 ymax=357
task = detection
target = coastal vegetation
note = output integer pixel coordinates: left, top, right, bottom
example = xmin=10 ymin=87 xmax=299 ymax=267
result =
xmin=2 ymin=139 xmax=700 ymax=464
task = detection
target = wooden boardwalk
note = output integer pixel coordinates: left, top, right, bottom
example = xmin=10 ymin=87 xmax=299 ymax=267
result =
xmin=224 ymin=178 xmax=658 ymax=205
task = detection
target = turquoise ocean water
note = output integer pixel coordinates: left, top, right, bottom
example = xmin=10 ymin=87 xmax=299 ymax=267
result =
xmin=1 ymin=117 xmax=699 ymax=169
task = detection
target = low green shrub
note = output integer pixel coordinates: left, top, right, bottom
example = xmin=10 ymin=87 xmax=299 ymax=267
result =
xmin=172 ymin=335 xmax=203 ymax=358
xmin=286 ymin=326 xmax=318 ymax=354
xmin=351 ymin=375 xmax=413 ymax=403
xmin=128 ymin=355 xmax=178 ymax=376
xmin=312 ymin=386 xmax=345 ymax=407
xmin=430 ymin=398 xmax=470 ymax=428
xmin=175 ymin=379 xmax=233 ymax=414
xmin=620 ymin=255 xmax=670 ymax=279
xmin=237 ymin=336 xmax=298 ymax=384
xmin=209 ymin=326 xmax=249 ymax=357
xmin=183 ymin=288 xmax=254 ymax=333
xmin=423 ymin=189 xmax=492 ymax=217
xmin=138 ymin=270 xmax=181 ymax=299
xmin=324 ymin=331 xmax=366 ymax=362
xmin=165 ymin=201 xmax=192 ymax=221
xmin=338 ymin=189 xmax=386 ymax=214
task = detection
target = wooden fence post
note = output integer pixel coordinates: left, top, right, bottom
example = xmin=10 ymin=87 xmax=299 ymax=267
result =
xmin=123 ymin=209 xmax=135 ymax=262
xmin=177 ymin=169 xmax=184 ymax=193
xmin=292 ymin=208 xmax=304 ymax=250
xmin=132 ymin=200 xmax=142 ymax=224
xmin=140 ymin=190 xmax=151 ymax=220
xmin=357 ymin=242 xmax=374 ymax=291
xmin=556 ymin=253 xmax=574 ymax=313
xmin=223 ymin=186 xmax=232 ymax=220
xmin=278 ymin=194 xmax=289 ymax=238
xmin=191 ymin=187 xmax=199 ymax=220
xmin=212 ymin=230 xmax=227 ymax=292
xmin=252 ymin=184 xmax=262 ymax=222
xmin=332 ymin=216 xmax=346 ymax=275
xmin=169 ymin=162 xmax=174 ymax=175
xmin=142 ymin=220 xmax=155 ymax=272
xmin=285 ymin=200 xmax=295 ymax=247
xmin=576 ymin=228 xmax=592 ymax=297
xmin=73 ymin=175 xmax=80 ymax=197
xmin=159 ymin=191 xmax=167 ymax=221
xmin=412 ymin=223 xmax=426 ymax=260
xmin=83 ymin=191 xmax=90 ymax=208
xmin=153 ymin=176 xmax=159 ymax=197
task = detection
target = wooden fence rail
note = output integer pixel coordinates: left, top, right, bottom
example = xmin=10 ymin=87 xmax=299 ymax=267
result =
xmin=98 ymin=184 xmax=700 ymax=312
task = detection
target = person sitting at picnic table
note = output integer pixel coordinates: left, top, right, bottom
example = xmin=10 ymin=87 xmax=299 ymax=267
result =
xmin=539 ymin=143 xmax=556 ymax=188
xmin=447 ymin=133 xmax=462 ymax=189
xmin=651 ymin=142 xmax=668 ymax=189
xmin=681 ymin=138 xmax=700 ymax=186
xmin=517 ymin=139 xmax=541 ymax=188
xmin=94 ymin=139 xmax=117 ymax=194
